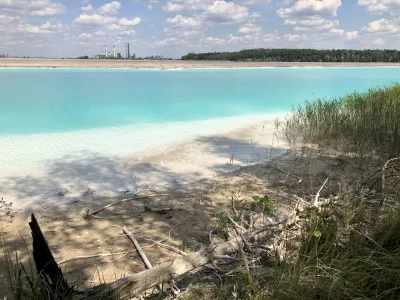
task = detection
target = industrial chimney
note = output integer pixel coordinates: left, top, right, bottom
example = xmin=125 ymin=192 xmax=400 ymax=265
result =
xmin=105 ymin=45 xmax=108 ymax=58
xmin=113 ymin=45 xmax=116 ymax=58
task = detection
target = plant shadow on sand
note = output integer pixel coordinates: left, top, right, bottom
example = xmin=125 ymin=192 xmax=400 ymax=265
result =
xmin=0 ymin=132 xmax=372 ymax=298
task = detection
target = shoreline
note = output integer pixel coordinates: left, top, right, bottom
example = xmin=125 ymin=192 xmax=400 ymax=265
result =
xmin=1 ymin=58 xmax=400 ymax=69
xmin=0 ymin=113 xmax=289 ymax=210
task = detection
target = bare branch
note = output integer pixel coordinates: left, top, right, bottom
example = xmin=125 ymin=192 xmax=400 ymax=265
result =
xmin=314 ymin=177 xmax=329 ymax=206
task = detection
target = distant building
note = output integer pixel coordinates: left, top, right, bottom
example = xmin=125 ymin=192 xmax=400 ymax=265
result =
xmin=92 ymin=54 xmax=106 ymax=59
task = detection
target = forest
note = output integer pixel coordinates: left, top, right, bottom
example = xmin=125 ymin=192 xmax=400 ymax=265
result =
xmin=181 ymin=48 xmax=400 ymax=62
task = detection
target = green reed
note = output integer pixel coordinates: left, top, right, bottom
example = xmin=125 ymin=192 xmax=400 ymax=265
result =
xmin=286 ymin=83 xmax=400 ymax=158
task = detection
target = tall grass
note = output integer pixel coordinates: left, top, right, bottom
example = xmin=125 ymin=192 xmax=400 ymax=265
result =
xmin=269 ymin=82 xmax=400 ymax=300
xmin=265 ymin=202 xmax=400 ymax=300
xmin=286 ymin=83 xmax=400 ymax=158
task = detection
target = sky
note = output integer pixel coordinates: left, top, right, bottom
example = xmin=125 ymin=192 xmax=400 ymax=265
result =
xmin=0 ymin=0 xmax=399 ymax=58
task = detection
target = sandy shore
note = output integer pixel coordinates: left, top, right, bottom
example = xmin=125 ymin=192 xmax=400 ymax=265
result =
xmin=0 ymin=113 xmax=289 ymax=210
xmin=1 ymin=58 xmax=400 ymax=69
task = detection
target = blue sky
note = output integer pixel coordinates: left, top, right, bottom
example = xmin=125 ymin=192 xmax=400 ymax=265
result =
xmin=0 ymin=0 xmax=399 ymax=58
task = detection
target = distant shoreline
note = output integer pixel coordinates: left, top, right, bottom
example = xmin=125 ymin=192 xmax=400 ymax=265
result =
xmin=1 ymin=58 xmax=400 ymax=69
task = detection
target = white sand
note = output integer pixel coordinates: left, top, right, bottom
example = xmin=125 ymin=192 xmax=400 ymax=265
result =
xmin=0 ymin=113 xmax=289 ymax=210
xmin=1 ymin=58 xmax=400 ymax=69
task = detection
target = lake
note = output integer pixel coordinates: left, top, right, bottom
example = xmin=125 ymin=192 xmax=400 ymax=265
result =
xmin=1 ymin=67 xmax=400 ymax=135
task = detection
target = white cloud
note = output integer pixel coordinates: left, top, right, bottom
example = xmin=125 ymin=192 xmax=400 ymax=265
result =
xmin=238 ymin=23 xmax=262 ymax=34
xmin=98 ymin=1 xmax=121 ymax=15
xmin=372 ymin=37 xmax=384 ymax=44
xmin=284 ymin=17 xmax=339 ymax=31
xmin=40 ymin=20 xmax=65 ymax=31
xmin=357 ymin=0 xmax=400 ymax=14
xmin=346 ymin=31 xmax=359 ymax=39
xmin=29 ymin=3 xmax=66 ymax=16
xmin=165 ymin=29 xmax=202 ymax=38
xmin=82 ymin=4 xmax=94 ymax=13
xmin=0 ymin=0 xmax=26 ymax=10
xmin=162 ymin=0 xmax=214 ymax=12
xmin=250 ymin=12 xmax=262 ymax=18
xmin=163 ymin=2 xmax=185 ymax=12
xmin=79 ymin=33 xmax=93 ymax=40
xmin=166 ymin=15 xmax=202 ymax=27
xmin=119 ymin=17 xmax=141 ymax=26
xmin=73 ymin=13 xmax=117 ymax=26
xmin=294 ymin=26 xmax=309 ymax=31
xmin=362 ymin=17 xmax=400 ymax=33
xmin=202 ymin=36 xmax=226 ymax=45
xmin=148 ymin=4 xmax=152 ymax=10
xmin=277 ymin=0 xmax=342 ymax=18
xmin=0 ymin=15 xmax=20 ymax=23
xmin=283 ymin=33 xmax=310 ymax=41
xmin=202 ymin=1 xmax=248 ymax=24
xmin=330 ymin=28 xmax=345 ymax=35
xmin=152 ymin=37 xmax=188 ymax=47
xmin=234 ymin=0 xmax=271 ymax=4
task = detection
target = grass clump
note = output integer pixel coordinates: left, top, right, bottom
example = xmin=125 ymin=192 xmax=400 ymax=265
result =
xmin=286 ymin=83 xmax=400 ymax=158
xmin=264 ymin=202 xmax=400 ymax=300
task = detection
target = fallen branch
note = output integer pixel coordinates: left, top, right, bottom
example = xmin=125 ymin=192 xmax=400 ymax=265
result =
xmin=123 ymin=226 xmax=153 ymax=269
xmin=81 ymin=236 xmax=244 ymax=298
xmin=382 ymin=157 xmax=400 ymax=206
xmin=144 ymin=206 xmax=172 ymax=214
xmin=137 ymin=236 xmax=187 ymax=256
xmin=314 ymin=177 xmax=329 ymax=206
xmin=249 ymin=213 xmax=296 ymax=239
xmin=58 ymin=251 xmax=136 ymax=265
xmin=227 ymin=214 xmax=246 ymax=233
xmin=272 ymin=163 xmax=303 ymax=183
xmin=90 ymin=186 xmax=152 ymax=216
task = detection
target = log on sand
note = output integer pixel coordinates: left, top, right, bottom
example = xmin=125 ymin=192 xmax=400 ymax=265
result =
xmin=82 ymin=237 xmax=243 ymax=298
xmin=29 ymin=211 xmax=292 ymax=299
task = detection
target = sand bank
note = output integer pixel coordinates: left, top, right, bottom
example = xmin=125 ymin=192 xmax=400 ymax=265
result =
xmin=0 ymin=113 xmax=289 ymax=210
xmin=1 ymin=58 xmax=400 ymax=69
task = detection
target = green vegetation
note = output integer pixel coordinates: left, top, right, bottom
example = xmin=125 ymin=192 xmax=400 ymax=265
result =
xmin=182 ymin=48 xmax=400 ymax=62
xmin=264 ymin=199 xmax=400 ymax=299
xmin=250 ymin=195 xmax=275 ymax=215
xmin=265 ymin=84 xmax=400 ymax=299
xmin=286 ymin=83 xmax=400 ymax=158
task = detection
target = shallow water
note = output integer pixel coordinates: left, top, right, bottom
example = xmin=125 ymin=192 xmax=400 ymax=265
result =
xmin=1 ymin=67 xmax=399 ymax=135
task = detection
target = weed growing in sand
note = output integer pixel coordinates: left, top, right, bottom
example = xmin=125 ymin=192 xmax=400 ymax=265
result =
xmin=250 ymin=196 xmax=275 ymax=215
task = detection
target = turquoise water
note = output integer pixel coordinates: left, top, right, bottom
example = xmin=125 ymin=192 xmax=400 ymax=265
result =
xmin=1 ymin=67 xmax=399 ymax=135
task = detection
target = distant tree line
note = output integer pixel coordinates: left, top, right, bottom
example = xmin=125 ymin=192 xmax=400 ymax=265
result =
xmin=181 ymin=49 xmax=400 ymax=62
xmin=0 ymin=54 xmax=9 ymax=58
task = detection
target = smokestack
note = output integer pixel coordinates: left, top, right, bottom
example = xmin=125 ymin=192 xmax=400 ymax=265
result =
xmin=127 ymin=43 xmax=130 ymax=59
xmin=113 ymin=45 xmax=116 ymax=58
xmin=105 ymin=45 xmax=108 ymax=58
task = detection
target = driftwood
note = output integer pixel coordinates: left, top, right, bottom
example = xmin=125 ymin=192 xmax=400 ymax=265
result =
xmin=83 ymin=236 xmax=244 ymax=298
xmin=144 ymin=206 xmax=172 ymax=214
xmin=123 ymin=226 xmax=153 ymax=269
xmin=29 ymin=205 xmax=296 ymax=299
